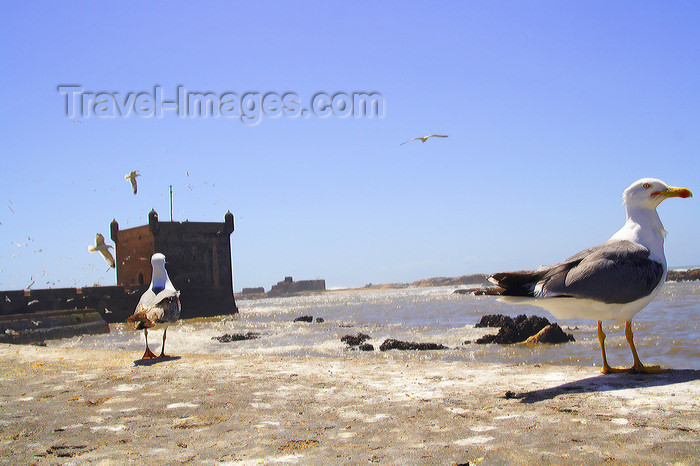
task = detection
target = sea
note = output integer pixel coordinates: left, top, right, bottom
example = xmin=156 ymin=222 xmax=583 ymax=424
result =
xmin=53 ymin=281 xmax=700 ymax=371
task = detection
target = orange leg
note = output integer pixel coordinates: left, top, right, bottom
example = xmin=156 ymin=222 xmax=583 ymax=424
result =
xmin=142 ymin=328 xmax=157 ymax=359
xmin=625 ymin=321 xmax=667 ymax=374
xmin=158 ymin=327 xmax=169 ymax=358
xmin=598 ymin=321 xmax=625 ymax=374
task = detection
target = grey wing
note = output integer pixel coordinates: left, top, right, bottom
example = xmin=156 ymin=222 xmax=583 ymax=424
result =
xmin=539 ymin=240 xmax=664 ymax=304
xmin=159 ymin=293 xmax=181 ymax=323
xmin=134 ymin=289 xmax=180 ymax=323
xmin=151 ymin=289 xmax=180 ymax=323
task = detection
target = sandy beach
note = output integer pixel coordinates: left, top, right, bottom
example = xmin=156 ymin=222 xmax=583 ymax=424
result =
xmin=1 ymin=344 xmax=698 ymax=464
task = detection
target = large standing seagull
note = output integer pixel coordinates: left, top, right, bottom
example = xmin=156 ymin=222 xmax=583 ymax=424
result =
xmin=127 ymin=253 xmax=181 ymax=359
xmin=489 ymin=178 xmax=692 ymax=374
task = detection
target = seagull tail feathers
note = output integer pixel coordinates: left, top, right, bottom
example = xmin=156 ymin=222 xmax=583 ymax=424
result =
xmin=126 ymin=310 xmax=155 ymax=329
xmin=488 ymin=270 xmax=546 ymax=297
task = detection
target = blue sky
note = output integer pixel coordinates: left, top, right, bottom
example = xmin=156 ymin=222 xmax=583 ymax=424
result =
xmin=1 ymin=1 xmax=698 ymax=292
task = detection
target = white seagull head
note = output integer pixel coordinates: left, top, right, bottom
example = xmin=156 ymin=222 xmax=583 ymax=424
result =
xmin=622 ymin=178 xmax=692 ymax=210
xmin=150 ymin=253 xmax=176 ymax=293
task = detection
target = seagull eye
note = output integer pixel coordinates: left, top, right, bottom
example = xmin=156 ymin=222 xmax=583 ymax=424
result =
xmin=642 ymin=183 xmax=651 ymax=189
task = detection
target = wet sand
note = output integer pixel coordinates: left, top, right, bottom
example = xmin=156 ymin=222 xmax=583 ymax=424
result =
xmin=1 ymin=344 xmax=698 ymax=464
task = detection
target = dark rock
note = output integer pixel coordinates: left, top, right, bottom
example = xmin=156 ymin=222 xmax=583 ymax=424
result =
xmin=475 ymin=333 xmax=497 ymax=344
xmin=475 ymin=314 xmax=561 ymax=344
xmin=379 ymin=339 xmax=447 ymax=351
xmin=515 ymin=314 xmax=550 ymax=337
xmin=315 ymin=317 xmax=325 ymax=323
xmin=341 ymin=333 xmax=371 ymax=346
xmin=475 ymin=314 xmax=514 ymax=328
xmin=525 ymin=323 xmax=575 ymax=344
xmin=212 ymin=332 xmax=260 ymax=343
xmin=293 ymin=316 xmax=314 ymax=322
xmin=476 ymin=320 xmax=520 ymax=344
xmin=358 ymin=343 xmax=374 ymax=351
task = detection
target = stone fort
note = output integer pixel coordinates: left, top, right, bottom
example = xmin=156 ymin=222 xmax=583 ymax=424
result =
xmin=0 ymin=210 xmax=237 ymax=342
xmin=109 ymin=209 xmax=238 ymax=319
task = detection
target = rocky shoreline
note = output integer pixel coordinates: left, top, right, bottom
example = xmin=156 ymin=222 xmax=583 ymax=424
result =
xmin=336 ymin=313 xmax=576 ymax=352
xmin=667 ymin=268 xmax=700 ymax=282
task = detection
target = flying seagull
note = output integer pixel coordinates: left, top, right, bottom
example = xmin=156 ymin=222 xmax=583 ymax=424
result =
xmin=400 ymin=134 xmax=448 ymax=145
xmin=88 ymin=233 xmax=115 ymax=269
xmin=125 ymin=170 xmax=141 ymax=195
xmin=127 ymin=253 xmax=181 ymax=359
xmin=488 ymin=178 xmax=692 ymax=374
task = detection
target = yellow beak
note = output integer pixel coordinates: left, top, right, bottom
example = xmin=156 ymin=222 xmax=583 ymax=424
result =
xmin=654 ymin=186 xmax=693 ymax=199
xmin=668 ymin=186 xmax=693 ymax=198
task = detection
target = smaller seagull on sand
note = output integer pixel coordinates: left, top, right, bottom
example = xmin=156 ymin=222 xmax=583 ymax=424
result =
xmin=88 ymin=233 xmax=115 ymax=269
xmin=400 ymin=134 xmax=448 ymax=145
xmin=125 ymin=170 xmax=141 ymax=195
xmin=127 ymin=253 xmax=181 ymax=359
